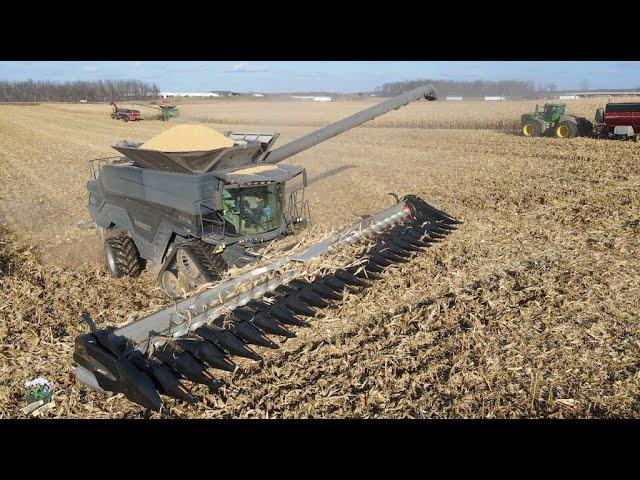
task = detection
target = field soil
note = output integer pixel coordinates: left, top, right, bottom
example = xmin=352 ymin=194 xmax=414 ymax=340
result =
xmin=0 ymin=99 xmax=639 ymax=418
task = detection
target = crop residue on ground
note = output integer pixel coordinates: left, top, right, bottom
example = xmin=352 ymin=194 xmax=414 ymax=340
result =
xmin=0 ymin=99 xmax=639 ymax=418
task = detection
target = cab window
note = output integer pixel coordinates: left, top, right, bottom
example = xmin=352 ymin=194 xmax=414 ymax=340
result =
xmin=220 ymin=183 xmax=283 ymax=235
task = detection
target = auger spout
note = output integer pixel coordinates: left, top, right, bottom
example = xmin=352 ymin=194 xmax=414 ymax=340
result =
xmin=260 ymin=84 xmax=438 ymax=165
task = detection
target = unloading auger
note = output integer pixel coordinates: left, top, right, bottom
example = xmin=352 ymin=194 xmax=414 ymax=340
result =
xmin=74 ymin=84 xmax=462 ymax=412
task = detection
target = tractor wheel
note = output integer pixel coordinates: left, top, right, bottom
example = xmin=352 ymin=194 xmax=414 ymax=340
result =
xmin=594 ymin=124 xmax=609 ymax=139
xmin=103 ymin=235 xmax=143 ymax=278
xmin=522 ymin=119 xmax=542 ymax=137
xmin=575 ymin=117 xmax=594 ymax=137
xmin=122 ymin=116 xmax=129 ymax=122
xmin=555 ymin=120 xmax=578 ymax=138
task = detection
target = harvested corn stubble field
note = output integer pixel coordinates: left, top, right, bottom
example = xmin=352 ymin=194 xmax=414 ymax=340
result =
xmin=0 ymin=99 xmax=639 ymax=418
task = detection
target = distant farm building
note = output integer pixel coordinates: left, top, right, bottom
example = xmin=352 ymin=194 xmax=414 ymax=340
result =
xmin=159 ymin=92 xmax=221 ymax=98
xmin=212 ymin=91 xmax=240 ymax=97
xmin=558 ymin=91 xmax=640 ymax=98
xmin=484 ymin=96 xmax=506 ymax=101
xmin=445 ymin=96 xmax=463 ymax=101
xmin=559 ymin=95 xmax=579 ymax=100
xmin=291 ymin=96 xmax=333 ymax=102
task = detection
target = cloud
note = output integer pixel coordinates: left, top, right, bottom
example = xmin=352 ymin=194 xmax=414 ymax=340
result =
xmin=82 ymin=66 xmax=98 ymax=73
xmin=220 ymin=62 xmax=268 ymax=73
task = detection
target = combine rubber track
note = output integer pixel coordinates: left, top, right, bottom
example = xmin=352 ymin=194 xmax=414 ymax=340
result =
xmin=73 ymin=195 xmax=460 ymax=412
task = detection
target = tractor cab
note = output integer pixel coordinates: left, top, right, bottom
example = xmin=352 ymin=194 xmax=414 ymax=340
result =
xmin=539 ymin=103 xmax=566 ymax=122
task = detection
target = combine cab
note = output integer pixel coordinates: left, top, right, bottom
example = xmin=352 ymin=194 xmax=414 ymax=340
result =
xmin=76 ymin=85 xmax=462 ymax=412
xmin=521 ymin=103 xmax=593 ymax=138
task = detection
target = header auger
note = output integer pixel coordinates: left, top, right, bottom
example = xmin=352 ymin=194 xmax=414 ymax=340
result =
xmin=75 ymin=84 xmax=462 ymax=412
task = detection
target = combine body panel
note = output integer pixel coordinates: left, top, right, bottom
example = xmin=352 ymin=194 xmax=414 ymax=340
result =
xmin=76 ymin=84 xmax=461 ymax=412
xmin=88 ymin=151 xmax=302 ymax=272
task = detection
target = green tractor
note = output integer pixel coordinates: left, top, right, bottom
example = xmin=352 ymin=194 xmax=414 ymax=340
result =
xmin=521 ymin=103 xmax=593 ymax=138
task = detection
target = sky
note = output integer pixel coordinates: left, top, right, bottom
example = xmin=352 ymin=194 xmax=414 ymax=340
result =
xmin=1 ymin=61 xmax=639 ymax=93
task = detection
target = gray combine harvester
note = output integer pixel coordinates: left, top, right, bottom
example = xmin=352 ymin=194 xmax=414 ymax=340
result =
xmin=75 ymin=84 xmax=461 ymax=412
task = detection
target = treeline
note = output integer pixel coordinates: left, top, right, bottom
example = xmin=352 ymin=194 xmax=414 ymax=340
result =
xmin=0 ymin=79 xmax=160 ymax=102
xmin=375 ymin=79 xmax=538 ymax=98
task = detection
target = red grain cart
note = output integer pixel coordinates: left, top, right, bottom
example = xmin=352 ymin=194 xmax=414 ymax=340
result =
xmin=595 ymin=102 xmax=640 ymax=142
xmin=110 ymin=102 xmax=141 ymax=122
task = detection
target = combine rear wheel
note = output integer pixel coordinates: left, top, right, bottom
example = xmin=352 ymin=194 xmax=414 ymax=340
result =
xmin=103 ymin=235 xmax=143 ymax=278
xmin=555 ymin=120 xmax=578 ymax=138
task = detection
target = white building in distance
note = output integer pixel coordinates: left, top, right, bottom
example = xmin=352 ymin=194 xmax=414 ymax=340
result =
xmin=445 ymin=96 xmax=463 ymax=101
xmin=484 ymin=96 xmax=506 ymax=101
xmin=291 ymin=96 xmax=332 ymax=102
xmin=159 ymin=92 xmax=221 ymax=98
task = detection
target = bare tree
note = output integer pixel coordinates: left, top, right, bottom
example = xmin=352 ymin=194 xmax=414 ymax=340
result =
xmin=0 ymin=79 xmax=160 ymax=102
xmin=375 ymin=79 xmax=538 ymax=98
